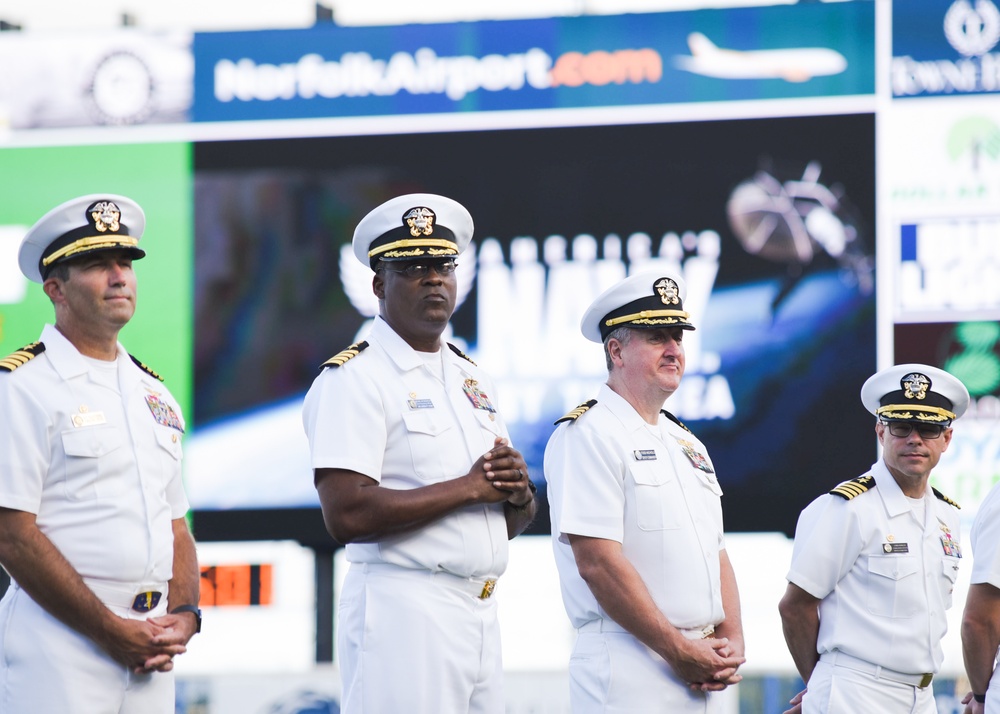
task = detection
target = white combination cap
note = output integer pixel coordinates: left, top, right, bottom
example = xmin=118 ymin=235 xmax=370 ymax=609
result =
xmin=352 ymin=193 xmax=473 ymax=270
xmin=580 ymin=270 xmax=696 ymax=343
xmin=19 ymin=194 xmax=146 ymax=283
xmin=861 ymin=363 xmax=970 ymax=425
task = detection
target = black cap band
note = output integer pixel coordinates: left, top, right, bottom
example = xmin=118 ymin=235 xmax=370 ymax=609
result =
xmin=366 ymin=224 xmax=459 ymax=268
xmin=599 ymin=295 xmax=695 ymax=341
xmin=39 ymin=202 xmax=144 ymax=279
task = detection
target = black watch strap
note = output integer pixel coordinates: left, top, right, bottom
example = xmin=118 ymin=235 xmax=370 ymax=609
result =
xmin=170 ymin=604 xmax=202 ymax=633
xmin=974 ymin=693 xmax=987 ymax=703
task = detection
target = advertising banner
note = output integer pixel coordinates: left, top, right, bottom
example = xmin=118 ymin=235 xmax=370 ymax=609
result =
xmin=193 ymin=3 xmax=874 ymax=123
xmin=0 ymin=143 xmax=194 ymax=414
xmin=0 ymin=31 xmax=192 ymax=130
xmin=893 ymin=0 xmax=1000 ymax=98
xmin=883 ymin=95 xmax=1000 ymax=526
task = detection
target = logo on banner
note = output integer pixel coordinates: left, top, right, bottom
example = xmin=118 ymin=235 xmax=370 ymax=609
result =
xmin=213 ymin=47 xmax=662 ymax=105
xmin=944 ymin=0 xmax=1000 ymax=56
xmin=893 ymin=0 xmax=1000 ymax=96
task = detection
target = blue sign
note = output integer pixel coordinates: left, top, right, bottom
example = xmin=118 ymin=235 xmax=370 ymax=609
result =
xmin=893 ymin=0 xmax=1000 ymax=97
xmin=193 ymin=3 xmax=874 ymax=123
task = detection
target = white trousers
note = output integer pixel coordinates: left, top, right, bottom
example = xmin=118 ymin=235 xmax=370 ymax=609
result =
xmin=0 ymin=585 xmax=174 ymax=714
xmin=337 ymin=564 xmax=504 ymax=714
xmin=569 ymin=631 xmax=723 ymax=714
xmin=987 ymin=666 xmax=1000 ymax=714
xmin=804 ymin=660 xmax=935 ymax=714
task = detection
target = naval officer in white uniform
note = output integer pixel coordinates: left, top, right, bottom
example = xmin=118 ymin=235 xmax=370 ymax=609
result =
xmin=545 ymin=271 xmax=745 ymax=713
xmin=780 ymin=363 xmax=969 ymax=714
xmin=0 ymin=194 xmax=201 ymax=713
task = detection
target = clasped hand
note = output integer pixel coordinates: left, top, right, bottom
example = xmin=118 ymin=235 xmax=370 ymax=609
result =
xmin=471 ymin=437 xmax=532 ymax=507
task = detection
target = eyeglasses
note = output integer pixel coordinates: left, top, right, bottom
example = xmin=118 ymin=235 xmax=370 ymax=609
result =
xmin=379 ymin=260 xmax=457 ymax=279
xmin=881 ymin=421 xmax=947 ymax=440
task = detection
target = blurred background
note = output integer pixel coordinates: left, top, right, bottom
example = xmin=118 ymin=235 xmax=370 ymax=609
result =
xmin=1 ymin=0 xmax=999 ymax=711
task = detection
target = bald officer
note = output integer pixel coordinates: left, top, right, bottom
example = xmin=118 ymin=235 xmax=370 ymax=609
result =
xmin=779 ymin=364 xmax=969 ymax=714
xmin=0 ymin=195 xmax=200 ymax=713
xmin=544 ymin=271 xmax=745 ymax=713
xmin=302 ymin=194 xmax=536 ymax=714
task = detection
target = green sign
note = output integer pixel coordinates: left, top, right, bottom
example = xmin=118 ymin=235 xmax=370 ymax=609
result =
xmin=0 ymin=142 xmax=193 ymax=416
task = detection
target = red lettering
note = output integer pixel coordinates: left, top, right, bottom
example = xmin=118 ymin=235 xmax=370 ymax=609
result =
xmin=581 ymin=51 xmax=613 ymax=86
xmin=551 ymin=52 xmax=584 ymax=87
xmin=551 ymin=48 xmax=662 ymax=88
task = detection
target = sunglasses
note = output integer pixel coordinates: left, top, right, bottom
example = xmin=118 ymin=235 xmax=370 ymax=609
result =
xmin=378 ymin=260 xmax=458 ymax=279
xmin=880 ymin=421 xmax=947 ymax=440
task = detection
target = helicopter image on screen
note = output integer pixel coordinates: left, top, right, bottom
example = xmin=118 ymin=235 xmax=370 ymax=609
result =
xmin=726 ymin=160 xmax=873 ymax=315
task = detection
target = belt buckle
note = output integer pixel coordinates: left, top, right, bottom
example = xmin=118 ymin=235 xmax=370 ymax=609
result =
xmin=479 ymin=580 xmax=497 ymax=600
xmin=918 ymin=673 xmax=933 ymax=689
xmin=131 ymin=591 xmax=162 ymax=612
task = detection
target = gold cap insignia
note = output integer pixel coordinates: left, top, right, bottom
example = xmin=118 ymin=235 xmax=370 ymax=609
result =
xmin=902 ymin=372 xmax=930 ymax=400
xmin=90 ymin=201 xmax=122 ymax=233
xmin=654 ymin=277 xmax=681 ymax=305
xmin=403 ymin=207 xmax=435 ymax=237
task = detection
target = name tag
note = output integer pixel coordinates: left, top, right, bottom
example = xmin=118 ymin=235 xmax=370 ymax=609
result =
xmin=882 ymin=542 xmax=909 ymax=554
xmin=72 ymin=412 xmax=107 ymax=427
xmin=633 ymin=449 xmax=657 ymax=461
xmin=408 ymin=398 xmax=435 ymax=410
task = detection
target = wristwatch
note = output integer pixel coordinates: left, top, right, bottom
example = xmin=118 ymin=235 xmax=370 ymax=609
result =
xmin=974 ymin=693 xmax=987 ymax=703
xmin=171 ymin=604 xmax=202 ymax=634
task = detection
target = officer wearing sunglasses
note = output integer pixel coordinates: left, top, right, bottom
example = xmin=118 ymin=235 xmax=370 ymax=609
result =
xmin=779 ymin=363 xmax=969 ymax=714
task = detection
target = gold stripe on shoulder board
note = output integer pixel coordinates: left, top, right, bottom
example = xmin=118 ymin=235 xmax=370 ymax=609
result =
xmin=933 ymin=487 xmax=960 ymax=509
xmin=322 ymin=341 xmax=369 ymax=369
xmin=660 ymin=409 xmax=693 ymax=434
xmin=0 ymin=341 xmax=46 ymax=373
xmin=447 ymin=343 xmax=476 ymax=366
xmin=555 ymin=399 xmax=598 ymax=425
xmin=130 ymin=354 xmax=164 ymax=381
xmin=829 ymin=475 xmax=875 ymax=500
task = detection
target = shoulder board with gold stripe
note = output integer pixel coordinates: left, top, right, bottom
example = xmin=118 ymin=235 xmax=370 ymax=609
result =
xmin=829 ymin=475 xmax=875 ymax=501
xmin=555 ymin=399 xmax=597 ymax=425
xmin=321 ymin=341 xmax=369 ymax=369
xmin=130 ymin=355 xmax=164 ymax=382
xmin=0 ymin=341 xmax=46 ymax=373
xmin=660 ymin=409 xmax=693 ymax=434
xmin=932 ymin=487 xmax=960 ymax=509
xmin=447 ymin=343 xmax=476 ymax=366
